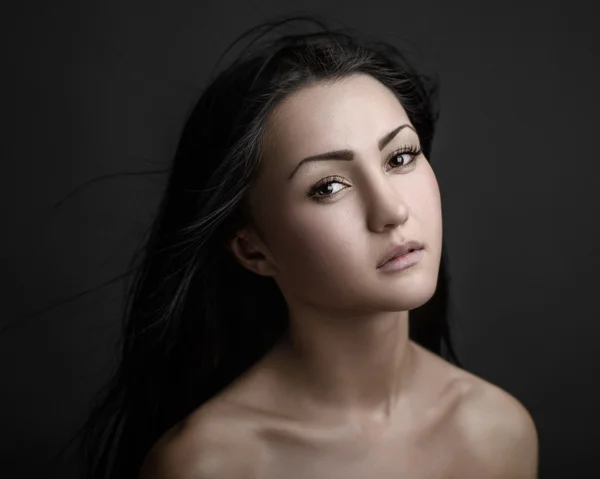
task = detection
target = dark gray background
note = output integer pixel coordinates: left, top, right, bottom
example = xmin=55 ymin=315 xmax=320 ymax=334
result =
xmin=2 ymin=0 xmax=599 ymax=478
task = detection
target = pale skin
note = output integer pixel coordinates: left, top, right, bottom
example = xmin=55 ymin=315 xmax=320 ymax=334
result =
xmin=139 ymin=73 xmax=539 ymax=478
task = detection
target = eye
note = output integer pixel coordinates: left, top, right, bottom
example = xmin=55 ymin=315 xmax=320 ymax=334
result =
xmin=386 ymin=144 xmax=422 ymax=171
xmin=306 ymin=144 xmax=422 ymax=202
xmin=388 ymin=151 xmax=417 ymax=169
xmin=307 ymin=176 xmax=348 ymax=200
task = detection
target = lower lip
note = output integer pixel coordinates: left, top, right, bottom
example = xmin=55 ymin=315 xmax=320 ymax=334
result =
xmin=377 ymin=248 xmax=424 ymax=272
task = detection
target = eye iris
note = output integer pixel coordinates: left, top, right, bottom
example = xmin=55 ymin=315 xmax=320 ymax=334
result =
xmin=320 ymin=183 xmax=334 ymax=195
xmin=393 ymin=153 xmax=407 ymax=166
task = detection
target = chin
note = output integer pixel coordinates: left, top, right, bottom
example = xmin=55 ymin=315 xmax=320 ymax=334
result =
xmin=377 ymin=277 xmax=439 ymax=312
xmin=380 ymin=296 xmax=434 ymax=313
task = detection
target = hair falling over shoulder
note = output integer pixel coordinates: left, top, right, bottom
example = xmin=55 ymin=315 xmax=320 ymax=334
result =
xmin=70 ymin=14 xmax=462 ymax=479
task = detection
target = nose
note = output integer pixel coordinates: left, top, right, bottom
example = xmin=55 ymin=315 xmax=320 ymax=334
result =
xmin=365 ymin=174 xmax=409 ymax=232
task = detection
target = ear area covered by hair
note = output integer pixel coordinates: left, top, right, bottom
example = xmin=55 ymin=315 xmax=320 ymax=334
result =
xmin=228 ymin=228 xmax=278 ymax=277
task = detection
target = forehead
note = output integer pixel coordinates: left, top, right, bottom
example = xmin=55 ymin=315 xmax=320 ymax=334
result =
xmin=262 ymin=74 xmax=412 ymax=169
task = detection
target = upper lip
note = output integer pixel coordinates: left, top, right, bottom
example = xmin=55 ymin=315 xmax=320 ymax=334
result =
xmin=377 ymin=240 xmax=424 ymax=268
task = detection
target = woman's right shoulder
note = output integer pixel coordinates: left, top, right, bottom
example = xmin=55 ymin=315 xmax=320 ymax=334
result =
xmin=138 ymin=401 xmax=265 ymax=479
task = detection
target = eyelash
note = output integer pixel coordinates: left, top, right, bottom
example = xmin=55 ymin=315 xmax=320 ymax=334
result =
xmin=306 ymin=144 xmax=423 ymax=202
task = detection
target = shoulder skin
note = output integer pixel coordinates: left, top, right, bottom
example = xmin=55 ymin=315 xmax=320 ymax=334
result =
xmin=455 ymin=377 xmax=539 ymax=479
xmin=138 ymin=408 xmax=265 ymax=479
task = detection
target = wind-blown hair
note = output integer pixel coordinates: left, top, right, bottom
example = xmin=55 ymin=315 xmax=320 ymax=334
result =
xmin=76 ymin=14 xmax=462 ymax=479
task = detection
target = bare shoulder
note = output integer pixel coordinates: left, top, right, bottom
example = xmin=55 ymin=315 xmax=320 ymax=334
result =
xmin=410 ymin=343 xmax=538 ymax=477
xmin=138 ymin=401 xmax=266 ymax=479
xmin=453 ymin=370 xmax=540 ymax=478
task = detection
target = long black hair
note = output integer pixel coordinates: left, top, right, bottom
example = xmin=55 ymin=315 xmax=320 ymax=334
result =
xmin=72 ymin=14 xmax=462 ymax=479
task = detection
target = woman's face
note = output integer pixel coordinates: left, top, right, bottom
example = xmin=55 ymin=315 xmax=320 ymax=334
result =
xmin=237 ymin=73 xmax=443 ymax=315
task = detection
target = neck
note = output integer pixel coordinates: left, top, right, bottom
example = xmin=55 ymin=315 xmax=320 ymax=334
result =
xmin=276 ymin=308 xmax=416 ymax=423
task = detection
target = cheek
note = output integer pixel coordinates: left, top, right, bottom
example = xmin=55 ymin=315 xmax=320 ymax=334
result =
xmin=251 ymin=190 xmax=365 ymax=306
xmin=413 ymin=167 xmax=443 ymax=245
xmin=271 ymin=204 xmax=360 ymax=275
xmin=421 ymin=175 xmax=441 ymax=218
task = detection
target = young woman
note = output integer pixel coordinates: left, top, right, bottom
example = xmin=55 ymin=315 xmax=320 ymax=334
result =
xmin=79 ymin=15 xmax=538 ymax=479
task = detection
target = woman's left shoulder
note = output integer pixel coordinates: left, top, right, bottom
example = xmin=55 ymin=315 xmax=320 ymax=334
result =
xmin=451 ymin=368 xmax=540 ymax=478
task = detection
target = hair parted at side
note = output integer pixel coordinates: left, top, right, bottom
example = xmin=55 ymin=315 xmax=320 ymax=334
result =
xmin=74 ymin=14 xmax=462 ymax=479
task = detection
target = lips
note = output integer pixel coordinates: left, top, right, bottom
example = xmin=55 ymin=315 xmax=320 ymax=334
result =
xmin=377 ymin=240 xmax=424 ymax=268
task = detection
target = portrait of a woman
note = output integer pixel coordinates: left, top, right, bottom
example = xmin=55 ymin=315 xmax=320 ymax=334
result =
xmin=78 ymin=15 xmax=539 ymax=479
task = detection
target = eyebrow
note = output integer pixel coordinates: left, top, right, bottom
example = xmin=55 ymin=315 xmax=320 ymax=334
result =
xmin=287 ymin=124 xmax=416 ymax=181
